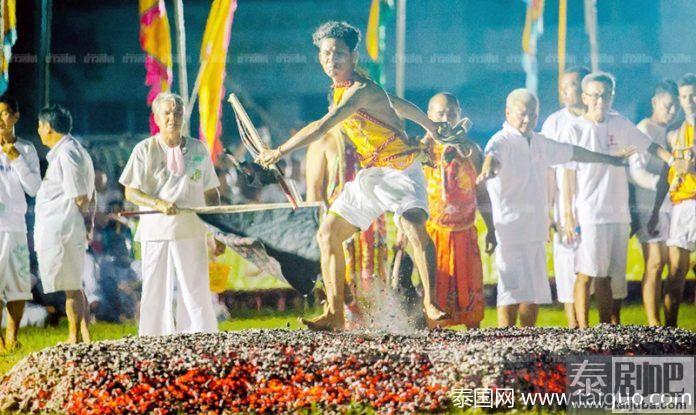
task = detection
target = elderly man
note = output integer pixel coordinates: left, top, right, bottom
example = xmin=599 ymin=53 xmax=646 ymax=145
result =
xmin=258 ymin=21 xmax=447 ymax=330
xmin=649 ymin=73 xmax=696 ymax=327
xmin=478 ymin=89 xmax=632 ymax=327
xmin=540 ymin=66 xmax=589 ymax=328
xmin=36 ymin=105 xmax=95 ymax=344
xmin=0 ymin=95 xmax=41 ymax=352
xmin=120 ymin=92 xmax=221 ymax=336
xmin=632 ymin=81 xmax=679 ymax=326
xmin=560 ymin=72 xmax=677 ymax=328
xmin=423 ymin=92 xmax=495 ymax=328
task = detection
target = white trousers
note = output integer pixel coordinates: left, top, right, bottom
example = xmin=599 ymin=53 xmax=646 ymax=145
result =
xmin=139 ymin=237 xmax=217 ymax=336
xmin=552 ymin=234 xmax=576 ymax=304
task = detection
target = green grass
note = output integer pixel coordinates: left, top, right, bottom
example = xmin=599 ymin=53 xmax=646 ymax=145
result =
xmin=3 ymin=303 xmax=695 ymax=376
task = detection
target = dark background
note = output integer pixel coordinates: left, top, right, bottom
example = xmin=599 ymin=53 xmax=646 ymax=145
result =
xmin=8 ymin=0 xmax=696 ymax=150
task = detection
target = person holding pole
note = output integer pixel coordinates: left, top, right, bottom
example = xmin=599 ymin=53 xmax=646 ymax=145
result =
xmin=258 ymin=21 xmax=448 ymax=330
xmin=120 ymin=92 xmax=223 ymax=336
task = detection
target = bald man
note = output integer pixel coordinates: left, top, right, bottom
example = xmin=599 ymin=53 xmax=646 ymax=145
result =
xmin=540 ymin=66 xmax=590 ymax=328
xmin=478 ymin=89 xmax=633 ymax=327
xmin=422 ymin=93 xmax=495 ymax=328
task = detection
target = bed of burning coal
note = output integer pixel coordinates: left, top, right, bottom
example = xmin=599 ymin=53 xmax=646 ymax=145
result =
xmin=1 ymin=325 xmax=694 ymax=414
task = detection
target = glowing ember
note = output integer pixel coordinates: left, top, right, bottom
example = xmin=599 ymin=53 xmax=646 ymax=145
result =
xmin=1 ymin=325 xmax=694 ymax=414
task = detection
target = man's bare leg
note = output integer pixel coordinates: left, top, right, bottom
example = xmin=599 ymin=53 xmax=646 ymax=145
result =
xmin=302 ymin=213 xmax=357 ymax=330
xmin=641 ymin=243 xmax=666 ymax=326
xmin=398 ymin=209 xmax=447 ymax=321
xmin=564 ymin=303 xmax=578 ymax=328
xmin=594 ymin=278 xmax=613 ymax=324
xmin=574 ymin=274 xmax=592 ymax=328
xmin=664 ymin=246 xmax=690 ymax=327
xmin=4 ymin=300 xmax=25 ymax=351
xmin=0 ymin=304 xmax=5 ymax=354
xmin=80 ymin=292 xmax=91 ymax=343
xmin=497 ymin=305 xmax=518 ymax=327
xmin=65 ymin=290 xmax=83 ymax=343
xmin=519 ymin=303 xmax=539 ymax=327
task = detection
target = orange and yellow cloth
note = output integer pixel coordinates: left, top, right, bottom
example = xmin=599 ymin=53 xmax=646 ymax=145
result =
xmin=198 ymin=0 xmax=237 ymax=163
xmin=669 ymin=122 xmax=695 ymax=204
xmin=332 ymin=82 xmax=419 ymax=170
xmin=424 ymin=142 xmax=484 ymax=327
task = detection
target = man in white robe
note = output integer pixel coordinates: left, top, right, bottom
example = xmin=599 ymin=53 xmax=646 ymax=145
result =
xmin=0 ymin=95 xmax=41 ymax=352
xmin=36 ymin=105 xmax=95 ymax=344
xmin=120 ymin=92 xmax=222 ymax=336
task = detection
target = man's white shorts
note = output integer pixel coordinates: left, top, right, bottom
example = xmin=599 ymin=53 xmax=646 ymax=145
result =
xmin=552 ymin=234 xmax=576 ymax=304
xmin=636 ymin=211 xmax=671 ymax=244
xmin=329 ymin=162 xmax=429 ymax=231
xmin=38 ymin=239 xmax=86 ymax=294
xmin=667 ymin=199 xmax=696 ymax=252
xmin=495 ymin=241 xmax=552 ymax=306
xmin=0 ymin=232 xmax=32 ymax=303
xmin=576 ymin=223 xmax=629 ymax=300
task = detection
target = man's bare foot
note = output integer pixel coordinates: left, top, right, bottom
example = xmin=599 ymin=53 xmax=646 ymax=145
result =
xmin=424 ymin=302 xmax=448 ymax=321
xmin=300 ymin=312 xmax=344 ymax=331
xmin=66 ymin=334 xmax=79 ymax=344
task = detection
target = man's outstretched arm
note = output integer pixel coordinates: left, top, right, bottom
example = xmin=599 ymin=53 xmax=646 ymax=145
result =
xmin=388 ymin=94 xmax=440 ymax=135
xmin=570 ymin=145 xmax=635 ymax=165
xmin=258 ymin=85 xmax=367 ymax=167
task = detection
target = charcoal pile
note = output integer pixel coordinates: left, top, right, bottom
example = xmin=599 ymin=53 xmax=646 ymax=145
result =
xmin=1 ymin=325 xmax=694 ymax=414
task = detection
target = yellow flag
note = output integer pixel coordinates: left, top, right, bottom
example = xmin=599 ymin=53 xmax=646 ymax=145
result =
xmin=198 ymin=0 xmax=237 ymax=162
xmin=365 ymin=0 xmax=381 ymax=61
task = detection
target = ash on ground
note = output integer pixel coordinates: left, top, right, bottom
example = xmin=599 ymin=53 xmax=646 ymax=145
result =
xmin=1 ymin=325 xmax=694 ymax=414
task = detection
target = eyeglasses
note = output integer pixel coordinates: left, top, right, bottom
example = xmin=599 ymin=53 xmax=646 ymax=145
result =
xmin=584 ymin=91 xmax=614 ymax=101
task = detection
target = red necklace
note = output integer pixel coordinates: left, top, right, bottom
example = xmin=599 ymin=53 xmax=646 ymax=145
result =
xmin=333 ymin=79 xmax=354 ymax=88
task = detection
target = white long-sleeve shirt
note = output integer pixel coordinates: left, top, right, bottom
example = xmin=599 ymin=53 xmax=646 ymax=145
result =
xmin=0 ymin=138 xmax=41 ymax=233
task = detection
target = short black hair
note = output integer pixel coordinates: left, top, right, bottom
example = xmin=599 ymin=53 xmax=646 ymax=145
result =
xmin=677 ymin=73 xmax=696 ymax=88
xmin=312 ymin=21 xmax=361 ymax=52
xmin=38 ymin=105 xmax=73 ymax=134
xmin=0 ymin=94 xmax=19 ymax=113
xmin=564 ymin=66 xmax=591 ymax=79
xmin=652 ymin=80 xmax=678 ymax=98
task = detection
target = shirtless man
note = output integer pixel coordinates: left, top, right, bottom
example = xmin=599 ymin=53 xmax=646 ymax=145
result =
xmin=258 ymin=21 xmax=447 ymax=330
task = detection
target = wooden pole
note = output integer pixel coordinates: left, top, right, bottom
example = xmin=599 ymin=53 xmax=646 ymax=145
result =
xmin=173 ymin=0 xmax=190 ymax=135
xmin=395 ymin=0 xmax=406 ymax=98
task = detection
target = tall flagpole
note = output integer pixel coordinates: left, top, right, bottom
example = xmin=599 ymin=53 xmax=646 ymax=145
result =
xmin=38 ymin=0 xmax=53 ymax=107
xmin=173 ymin=0 xmax=190 ymax=135
xmin=558 ymin=0 xmax=567 ymax=101
xmin=395 ymin=0 xmax=406 ymax=98
xmin=584 ymin=0 xmax=599 ymax=71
